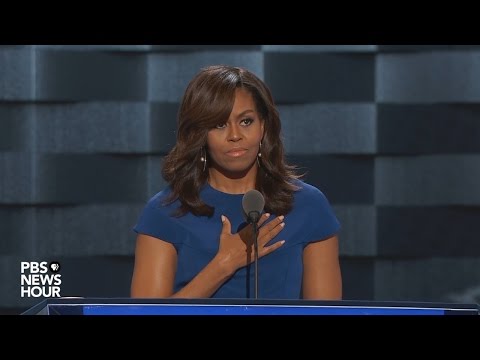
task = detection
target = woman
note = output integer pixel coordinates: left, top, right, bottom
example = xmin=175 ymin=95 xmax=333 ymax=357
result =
xmin=131 ymin=65 xmax=342 ymax=299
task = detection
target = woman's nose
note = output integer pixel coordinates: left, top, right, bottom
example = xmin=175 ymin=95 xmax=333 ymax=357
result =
xmin=227 ymin=123 xmax=242 ymax=142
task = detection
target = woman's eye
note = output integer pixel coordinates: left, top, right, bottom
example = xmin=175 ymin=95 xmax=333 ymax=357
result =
xmin=241 ymin=117 xmax=254 ymax=126
xmin=215 ymin=123 xmax=226 ymax=129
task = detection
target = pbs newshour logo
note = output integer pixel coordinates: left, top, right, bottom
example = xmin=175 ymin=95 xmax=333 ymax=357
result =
xmin=20 ymin=261 xmax=62 ymax=298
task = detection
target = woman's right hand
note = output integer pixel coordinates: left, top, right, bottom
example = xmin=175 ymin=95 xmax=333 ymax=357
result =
xmin=215 ymin=213 xmax=286 ymax=275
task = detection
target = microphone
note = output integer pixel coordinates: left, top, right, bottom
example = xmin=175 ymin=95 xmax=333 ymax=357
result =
xmin=242 ymin=189 xmax=265 ymax=224
xmin=242 ymin=189 xmax=265 ymax=299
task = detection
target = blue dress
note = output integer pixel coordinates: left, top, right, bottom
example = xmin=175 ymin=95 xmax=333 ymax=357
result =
xmin=133 ymin=180 xmax=340 ymax=299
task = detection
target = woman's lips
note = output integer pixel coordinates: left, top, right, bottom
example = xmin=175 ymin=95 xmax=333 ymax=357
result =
xmin=226 ymin=149 xmax=248 ymax=157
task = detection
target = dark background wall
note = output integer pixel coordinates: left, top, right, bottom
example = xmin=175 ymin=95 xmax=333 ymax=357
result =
xmin=1 ymin=45 xmax=480 ymax=313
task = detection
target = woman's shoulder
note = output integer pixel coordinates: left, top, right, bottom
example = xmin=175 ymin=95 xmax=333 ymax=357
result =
xmin=134 ymin=186 xmax=184 ymax=241
xmin=292 ymin=179 xmax=331 ymax=206
xmin=144 ymin=186 xmax=177 ymax=212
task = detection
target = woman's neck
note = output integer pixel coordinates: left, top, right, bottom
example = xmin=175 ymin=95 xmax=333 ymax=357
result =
xmin=208 ymin=169 xmax=257 ymax=195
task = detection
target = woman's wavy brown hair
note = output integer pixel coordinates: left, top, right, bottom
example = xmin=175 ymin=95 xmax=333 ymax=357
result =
xmin=162 ymin=65 xmax=302 ymax=217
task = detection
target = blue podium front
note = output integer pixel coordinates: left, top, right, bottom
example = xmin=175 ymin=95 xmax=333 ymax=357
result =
xmin=22 ymin=298 xmax=479 ymax=315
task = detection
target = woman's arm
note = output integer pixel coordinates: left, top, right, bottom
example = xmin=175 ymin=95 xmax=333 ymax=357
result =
xmin=130 ymin=234 xmax=231 ymax=298
xmin=302 ymin=235 xmax=342 ymax=300
xmin=130 ymin=234 xmax=177 ymax=298
xmin=131 ymin=213 xmax=286 ymax=298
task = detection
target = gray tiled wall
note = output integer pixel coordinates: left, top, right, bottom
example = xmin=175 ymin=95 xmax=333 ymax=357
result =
xmin=1 ymin=45 xmax=479 ymax=312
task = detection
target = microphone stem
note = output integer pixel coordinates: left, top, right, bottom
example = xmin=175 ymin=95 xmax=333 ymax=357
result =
xmin=253 ymin=221 xmax=259 ymax=299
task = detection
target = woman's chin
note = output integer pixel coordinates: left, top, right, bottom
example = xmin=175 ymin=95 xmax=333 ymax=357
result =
xmin=215 ymin=163 xmax=256 ymax=177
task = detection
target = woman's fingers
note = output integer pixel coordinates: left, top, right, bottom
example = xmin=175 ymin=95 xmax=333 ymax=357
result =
xmin=257 ymin=213 xmax=271 ymax=227
xmin=258 ymin=215 xmax=285 ymax=245
xmin=260 ymin=239 xmax=285 ymax=257
xmin=220 ymin=215 xmax=232 ymax=236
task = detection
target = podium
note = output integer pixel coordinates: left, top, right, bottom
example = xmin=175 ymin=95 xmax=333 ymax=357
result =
xmin=22 ymin=298 xmax=479 ymax=315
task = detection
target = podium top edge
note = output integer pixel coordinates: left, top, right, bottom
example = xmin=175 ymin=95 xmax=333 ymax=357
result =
xmin=21 ymin=297 xmax=480 ymax=315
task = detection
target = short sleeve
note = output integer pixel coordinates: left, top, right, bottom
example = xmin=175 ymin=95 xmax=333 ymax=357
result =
xmin=133 ymin=193 xmax=181 ymax=246
xmin=304 ymin=187 xmax=340 ymax=244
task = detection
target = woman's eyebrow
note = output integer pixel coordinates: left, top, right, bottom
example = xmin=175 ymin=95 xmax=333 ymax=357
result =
xmin=234 ymin=109 xmax=255 ymax=118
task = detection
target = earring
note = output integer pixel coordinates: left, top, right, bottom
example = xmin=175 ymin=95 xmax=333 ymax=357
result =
xmin=200 ymin=147 xmax=207 ymax=172
xmin=256 ymin=141 xmax=262 ymax=167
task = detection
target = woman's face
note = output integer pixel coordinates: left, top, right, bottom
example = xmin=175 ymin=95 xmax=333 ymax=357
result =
xmin=206 ymin=88 xmax=264 ymax=177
